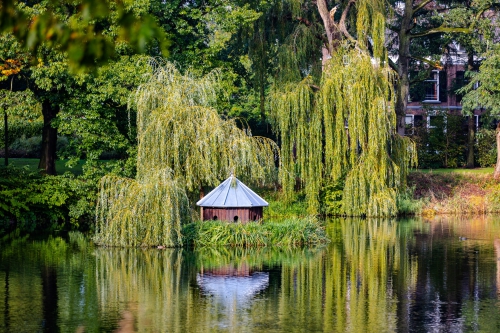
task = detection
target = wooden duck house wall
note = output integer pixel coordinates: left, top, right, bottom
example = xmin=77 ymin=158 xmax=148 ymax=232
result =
xmin=201 ymin=207 xmax=263 ymax=223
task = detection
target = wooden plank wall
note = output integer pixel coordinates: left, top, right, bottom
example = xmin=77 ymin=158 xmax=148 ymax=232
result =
xmin=202 ymin=207 xmax=263 ymax=223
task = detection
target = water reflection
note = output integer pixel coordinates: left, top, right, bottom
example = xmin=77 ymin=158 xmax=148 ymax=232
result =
xmin=496 ymin=239 xmax=500 ymax=300
xmin=1 ymin=216 xmax=500 ymax=332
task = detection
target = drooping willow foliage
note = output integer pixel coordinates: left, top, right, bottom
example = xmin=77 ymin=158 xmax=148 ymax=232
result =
xmin=134 ymin=61 xmax=278 ymax=189
xmin=270 ymin=0 xmax=416 ymax=216
xmin=95 ymin=170 xmax=190 ymax=247
xmin=95 ymin=61 xmax=278 ymax=247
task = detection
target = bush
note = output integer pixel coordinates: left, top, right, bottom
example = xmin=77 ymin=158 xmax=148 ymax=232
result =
xmin=9 ymin=135 xmax=42 ymax=157
xmin=0 ymin=117 xmax=43 ymax=149
xmin=264 ymin=191 xmax=309 ymax=219
xmin=396 ymin=186 xmax=424 ymax=215
xmin=0 ymin=166 xmax=98 ymax=235
xmin=476 ymin=129 xmax=497 ymax=167
xmin=411 ymin=113 xmax=468 ymax=169
xmin=320 ymin=179 xmax=344 ymax=216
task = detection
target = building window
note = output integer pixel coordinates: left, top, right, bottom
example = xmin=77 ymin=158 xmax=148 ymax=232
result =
xmin=404 ymin=114 xmax=425 ymax=135
xmin=405 ymin=115 xmax=414 ymax=135
xmin=423 ymin=71 xmax=439 ymax=102
xmin=428 ymin=114 xmax=445 ymax=130
xmin=455 ymin=71 xmax=466 ymax=103
xmin=409 ymin=70 xmax=446 ymax=103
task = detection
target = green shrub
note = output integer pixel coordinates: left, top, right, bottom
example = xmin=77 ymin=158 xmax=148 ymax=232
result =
xmin=264 ymin=191 xmax=309 ymax=219
xmin=0 ymin=166 xmax=99 ymax=235
xmin=7 ymin=135 xmax=71 ymax=158
xmin=412 ymin=113 xmax=467 ymax=169
xmin=9 ymin=135 xmax=42 ymax=157
xmin=320 ymin=179 xmax=344 ymax=216
xmin=0 ymin=117 xmax=43 ymax=149
xmin=396 ymin=186 xmax=424 ymax=215
xmin=476 ymin=129 xmax=497 ymax=167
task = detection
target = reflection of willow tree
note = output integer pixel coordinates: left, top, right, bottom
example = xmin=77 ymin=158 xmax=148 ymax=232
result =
xmin=92 ymin=219 xmax=418 ymax=332
xmin=95 ymin=62 xmax=278 ymax=247
xmin=93 ymin=246 xmax=325 ymax=332
xmin=274 ymin=218 xmax=417 ymax=332
xmin=94 ymin=248 xmax=191 ymax=332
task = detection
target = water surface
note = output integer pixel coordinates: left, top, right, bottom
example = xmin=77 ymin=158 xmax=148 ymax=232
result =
xmin=1 ymin=216 xmax=500 ymax=332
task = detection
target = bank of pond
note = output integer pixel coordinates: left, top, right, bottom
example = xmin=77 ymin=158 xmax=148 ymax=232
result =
xmin=1 ymin=216 xmax=500 ymax=332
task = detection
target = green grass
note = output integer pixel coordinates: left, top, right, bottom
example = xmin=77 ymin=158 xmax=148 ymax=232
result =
xmin=0 ymin=158 xmax=85 ymax=175
xmin=182 ymin=217 xmax=329 ymax=248
xmin=415 ymin=167 xmax=494 ymax=175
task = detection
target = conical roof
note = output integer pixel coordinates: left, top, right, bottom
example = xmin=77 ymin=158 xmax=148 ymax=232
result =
xmin=196 ymin=175 xmax=268 ymax=208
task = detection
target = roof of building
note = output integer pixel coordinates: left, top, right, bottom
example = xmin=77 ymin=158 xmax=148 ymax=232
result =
xmin=196 ymin=175 xmax=269 ymax=208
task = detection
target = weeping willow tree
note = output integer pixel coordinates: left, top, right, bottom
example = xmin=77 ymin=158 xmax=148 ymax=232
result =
xmin=269 ymin=0 xmax=416 ymax=216
xmin=95 ymin=61 xmax=278 ymax=247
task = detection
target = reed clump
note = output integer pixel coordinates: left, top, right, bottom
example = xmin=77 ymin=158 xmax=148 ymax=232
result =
xmin=182 ymin=217 xmax=329 ymax=248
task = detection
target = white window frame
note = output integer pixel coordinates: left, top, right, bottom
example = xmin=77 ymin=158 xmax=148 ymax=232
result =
xmin=423 ymin=70 xmax=440 ymax=103
xmin=405 ymin=114 xmax=414 ymax=135
xmin=427 ymin=113 xmax=446 ymax=132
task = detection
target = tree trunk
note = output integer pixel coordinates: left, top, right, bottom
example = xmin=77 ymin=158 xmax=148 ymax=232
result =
xmin=3 ymin=109 xmax=8 ymax=166
xmin=466 ymin=52 xmax=475 ymax=168
xmin=200 ymin=185 xmax=205 ymax=220
xmin=316 ymin=0 xmax=342 ymax=56
xmin=495 ymin=123 xmax=500 ymax=179
xmin=38 ymin=100 xmax=58 ymax=175
xmin=395 ymin=0 xmax=414 ymax=136
xmin=466 ymin=114 xmax=475 ymax=168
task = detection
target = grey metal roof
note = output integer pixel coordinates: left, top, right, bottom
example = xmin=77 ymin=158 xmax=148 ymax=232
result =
xmin=196 ymin=175 xmax=268 ymax=208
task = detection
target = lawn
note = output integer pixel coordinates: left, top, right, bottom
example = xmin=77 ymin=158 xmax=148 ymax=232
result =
xmin=414 ymin=167 xmax=495 ymax=175
xmin=0 ymin=158 xmax=85 ymax=175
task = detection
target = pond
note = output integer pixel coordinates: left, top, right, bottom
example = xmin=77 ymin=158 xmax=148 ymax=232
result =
xmin=1 ymin=216 xmax=500 ymax=333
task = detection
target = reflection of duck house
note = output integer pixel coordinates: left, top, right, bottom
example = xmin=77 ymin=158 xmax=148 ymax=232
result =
xmin=196 ymin=271 xmax=269 ymax=305
xmin=201 ymin=263 xmax=252 ymax=277
xmin=196 ymin=175 xmax=268 ymax=223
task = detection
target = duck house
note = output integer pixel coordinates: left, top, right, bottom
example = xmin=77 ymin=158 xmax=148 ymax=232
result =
xmin=196 ymin=175 xmax=268 ymax=223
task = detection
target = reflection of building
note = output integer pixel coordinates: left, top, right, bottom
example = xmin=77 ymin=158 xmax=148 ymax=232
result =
xmin=196 ymin=268 xmax=269 ymax=308
xmin=196 ymin=175 xmax=268 ymax=222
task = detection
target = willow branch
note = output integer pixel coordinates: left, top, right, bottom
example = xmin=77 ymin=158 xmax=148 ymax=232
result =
xmin=409 ymin=55 xmax=443 ymax=70
xmin=412 ymin=0 xmax=433 ymax=15
xmin=410 ymin=26 xmax=471 ymax=39
xmin=339 ymin=0 xmax=357 ymax=43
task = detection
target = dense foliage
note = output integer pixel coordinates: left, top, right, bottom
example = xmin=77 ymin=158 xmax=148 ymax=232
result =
xmin=1 ymin=0 xmax=499 ymax=238
xmin=0 ymin=166 xmax=97 ymax=234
